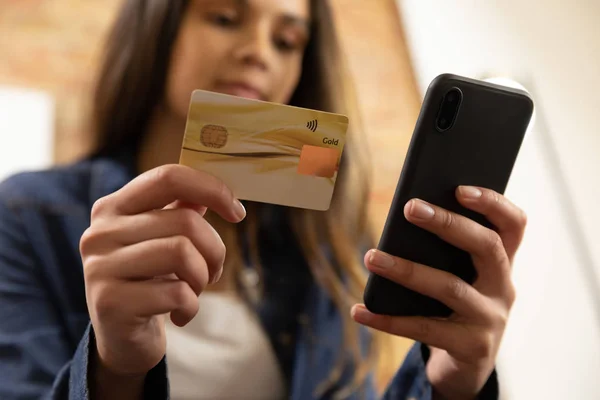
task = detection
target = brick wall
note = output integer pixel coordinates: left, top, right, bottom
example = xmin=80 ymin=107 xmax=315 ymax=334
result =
xmin=0 ymin=0 xmax=122 ymax=163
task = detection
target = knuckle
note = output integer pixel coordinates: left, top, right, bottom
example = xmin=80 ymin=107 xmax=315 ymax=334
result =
xmin=506 ymin=284 xmax=517 ymax=308
xmin=490 ymin=191 xmax=502 ymax=205
xmin=480 ymin=190 xmax=501 ymax=214
xmin=177 ymin=208 xmax=201 ymax=236
xmin=493 ymin=310 xmax=510 ymax=328
xmin=485 ymin=231 xmax=508 ymax=264
xmin=441 ymin=211 xmax=455 ymax=230
xmin=92 ymin=282 xmax=119 ymax=319
xmin=472 ymin=332 xmax=494 ymax=359
xmin=213 ymin=178 xmax=232 ymax=204
xmin=152 ymin=165 xmax=179 ymax=190
xmin=446 ymin=277 xmax=468 ymax=301
xmin=79 ymin=227 xmax=96 ymax=256
xmin=487 ymin=231 xmax=502 ymax=249
xmin=167 ymin=236 xmax=193 ymax=263
xmin=79 ymin=223 xmax=117 ymax=258
xmin=83 ymin=255 xmax=104 ymax=281
xmin=91 ymin=195 xmax=112 ymax=219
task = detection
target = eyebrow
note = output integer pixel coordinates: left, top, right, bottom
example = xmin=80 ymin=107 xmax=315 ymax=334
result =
xmin=234 ymin=0 xmax=311 ymax=31
xmin=281 ymin=15 xmax=311 ymax=32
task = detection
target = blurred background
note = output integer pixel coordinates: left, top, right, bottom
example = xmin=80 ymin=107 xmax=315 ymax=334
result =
xmin=1 ymin=0 xmax=599 ymax=398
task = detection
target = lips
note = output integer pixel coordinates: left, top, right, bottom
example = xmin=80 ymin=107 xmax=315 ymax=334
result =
xmin=214 ymin=82 xmax=266 ymax=101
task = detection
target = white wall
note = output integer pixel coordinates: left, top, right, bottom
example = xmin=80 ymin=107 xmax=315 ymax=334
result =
xmin=395 ymin=1 xmax=600 ymax=398
xmin=0 ymin=86 xmax=54 ymax=182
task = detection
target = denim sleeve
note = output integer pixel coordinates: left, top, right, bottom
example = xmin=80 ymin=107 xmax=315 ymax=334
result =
xmin=0 ymin=199 xmax=169 ymax=399
xmin=381 ymin=342 xmax=499 ymax=400
xmin=47 ymin=324 xmax=169 ymax=400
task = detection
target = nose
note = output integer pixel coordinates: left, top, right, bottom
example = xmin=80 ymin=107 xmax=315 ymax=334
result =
xmin=232 ymin=23 xmax=271 ymax=71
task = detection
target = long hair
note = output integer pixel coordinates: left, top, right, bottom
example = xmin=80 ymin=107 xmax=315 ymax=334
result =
xmin=90 ymin=0 xmax=387 ymax=396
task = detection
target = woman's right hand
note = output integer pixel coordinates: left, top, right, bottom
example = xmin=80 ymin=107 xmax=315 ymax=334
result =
xmin=80 ymin=164 xmax=246 ymax=378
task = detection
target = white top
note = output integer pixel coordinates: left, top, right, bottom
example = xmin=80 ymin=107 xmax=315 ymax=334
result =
xmin=165 ymin=291 xmax=286 ymax=400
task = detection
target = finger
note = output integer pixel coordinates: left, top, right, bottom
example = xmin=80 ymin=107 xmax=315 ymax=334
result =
xmin=91 ymin=209 xmax=225 ymax=283
xmin=404 ymin=199 xmax=511 ymax=284
xmin=86 ymin=236 xmax=210 ymax=295
xmin=456 ymin=186 xmax=527 ymax=261
xmin=105 ymin=279 xmax=199 ymax=326
xmin=351 ymin=304 xmax=478 ymax=361
xmin=365 ymin=250 xmax=489 ymax=319
xmin=100 ymin=164 xmax=245 ymax=222
xmin=165 ymin=200 xmax=208 ymax=217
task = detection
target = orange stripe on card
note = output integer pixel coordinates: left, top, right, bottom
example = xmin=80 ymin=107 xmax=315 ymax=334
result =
xmin=297 ymin=145 xmax=340 ymax=178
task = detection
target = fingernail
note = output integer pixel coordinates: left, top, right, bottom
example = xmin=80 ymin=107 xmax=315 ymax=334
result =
xmin=351 ymin=305 xmax=372 ymax=323
xmin=213 ymin=268 xmax=223 ymax=284
xmin=233 ymin=199 xmax=246 ymax=221
xmin=409 ymin=200 xmax=435 ymax=220
xmin=369 ymin=250 xmax=396 ymax=269
xmin=459 ymin=186 xmax=482 ymax=199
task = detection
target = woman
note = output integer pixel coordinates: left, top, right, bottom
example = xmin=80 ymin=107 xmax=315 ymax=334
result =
xmin=0 ymin=0 xmax=525 ymax=399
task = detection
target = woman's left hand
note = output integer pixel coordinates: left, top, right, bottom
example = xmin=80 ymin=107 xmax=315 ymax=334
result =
xmin=352 ymin=186 xmax=527 ymax=400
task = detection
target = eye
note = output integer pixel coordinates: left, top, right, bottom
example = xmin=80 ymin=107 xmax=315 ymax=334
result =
xmin=275 ymin=34 xmax=305 ymax=53
xmin=208 ymin=11 xmax=239 ymax=28
xmin=275 ymin=38 xmax=296 ymax=52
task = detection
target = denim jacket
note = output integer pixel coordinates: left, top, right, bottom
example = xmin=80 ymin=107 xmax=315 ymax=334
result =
xmin=0 ymin=155 xmax=498 ymax=399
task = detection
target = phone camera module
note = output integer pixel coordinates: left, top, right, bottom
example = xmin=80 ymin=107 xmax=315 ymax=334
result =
xmin=436 ymin=88 xmax=462 ymax=132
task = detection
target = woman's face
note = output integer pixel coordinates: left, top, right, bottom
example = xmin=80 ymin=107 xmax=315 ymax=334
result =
xmin=165 ymin=0 xmax=311 ymax=121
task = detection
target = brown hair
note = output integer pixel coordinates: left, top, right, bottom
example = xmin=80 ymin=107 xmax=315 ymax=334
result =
xmin=90 ymin=0 xmax=386 ymax=396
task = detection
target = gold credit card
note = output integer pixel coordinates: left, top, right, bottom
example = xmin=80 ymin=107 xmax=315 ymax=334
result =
xmin=178 ymin=90 xmax=348 ymax=211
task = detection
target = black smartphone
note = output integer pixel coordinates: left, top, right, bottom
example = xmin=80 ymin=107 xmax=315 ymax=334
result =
xmin=363 ymin=73 xmax=534 ymax=317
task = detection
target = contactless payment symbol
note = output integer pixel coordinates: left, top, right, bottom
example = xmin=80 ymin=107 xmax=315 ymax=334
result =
xmin=306 ymin=119 xmax=318 ymax=132
xmin=200 ymin=124 xmax=228 ymax=148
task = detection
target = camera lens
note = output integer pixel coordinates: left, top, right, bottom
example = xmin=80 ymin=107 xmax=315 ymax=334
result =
xmin=435 ymin=88 xmax=462 ymax=132
xmin=438 ymin=117 xmax=449 ymax=129
xmin=446 ymin=89 xmax=460 ymax=103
